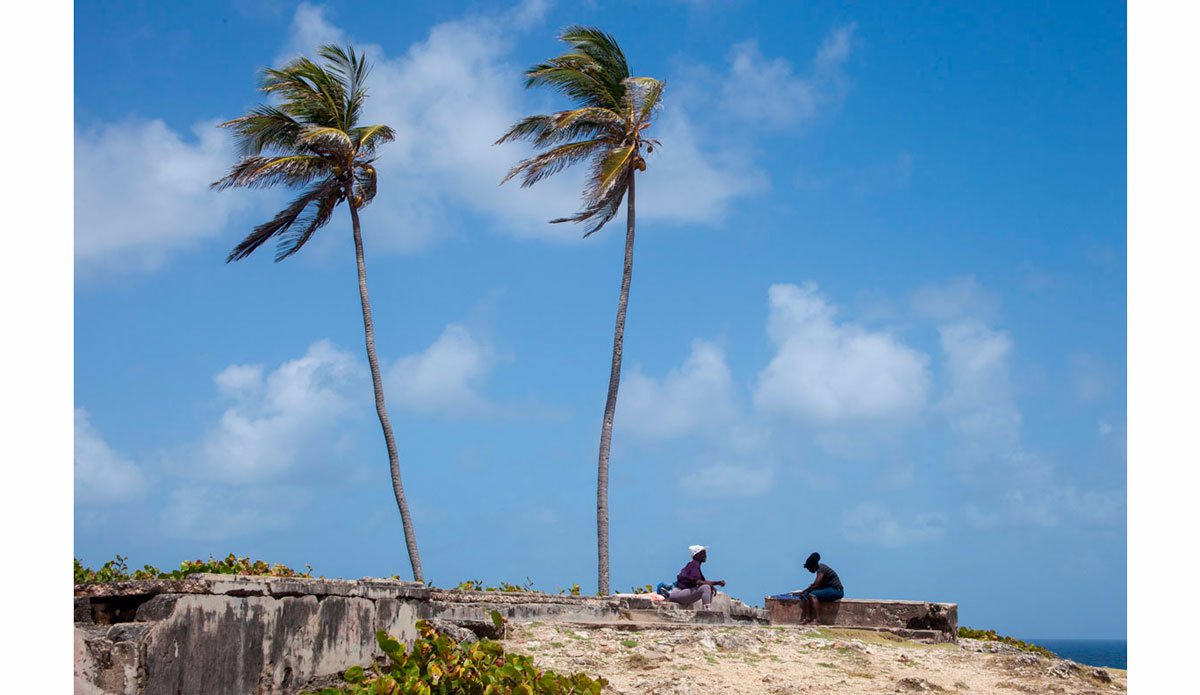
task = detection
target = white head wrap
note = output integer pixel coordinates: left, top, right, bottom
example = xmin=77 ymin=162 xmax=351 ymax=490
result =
xmin=688 ymin=545 xmax=707 ymax=558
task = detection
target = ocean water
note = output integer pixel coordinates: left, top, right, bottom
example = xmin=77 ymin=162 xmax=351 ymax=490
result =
xmin=1026 ymin=639 xmax=1127 ymax=670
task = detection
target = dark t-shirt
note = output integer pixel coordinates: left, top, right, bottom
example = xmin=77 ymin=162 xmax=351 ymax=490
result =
xmin=677 ymin=560 xmax=706 ymax=588
xmin=815 ymin=563 xmax=843 ymax=592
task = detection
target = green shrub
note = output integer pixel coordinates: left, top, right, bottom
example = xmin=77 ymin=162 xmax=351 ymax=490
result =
xmin=453 ymin=578 xmax=537 ymax=593
xmin=304 ymin=619 xmax=607 ymax=695
xmin=956 ymin=627 xmax=1055 ymax=659
xmin=74 ymin=554 xmax=313 ymax=583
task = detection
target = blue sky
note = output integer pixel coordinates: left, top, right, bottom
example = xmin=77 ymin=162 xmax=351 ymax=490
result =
xmin=73 ymin=0 xmax=1126 ymax=640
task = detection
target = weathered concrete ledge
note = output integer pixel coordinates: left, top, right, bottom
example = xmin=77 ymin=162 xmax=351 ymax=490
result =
xmin=74 ymin=575 xmax=430 ymax=600
xmin=764 ymin=596 xmax=958 ymax=643
xmin=75 ymin=576 xmax=429 ymax=695
xmin=74 ymin=575 xmax=765 ymax=695
xmin=75 ymin=576 xmax=955 ymax=694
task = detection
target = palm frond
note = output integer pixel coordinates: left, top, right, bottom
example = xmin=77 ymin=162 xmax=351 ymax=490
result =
xmin=298 ymin=126 xmax=354 ymax=156
xmin=217 ymin=44 xmax=391 ymax=263
xmin=274 ymin=178 xmax=343 ymax=261
xmin=560 ymin=26 xmax=630 ymax=81
xmin=225 ymin=177 xmax=342 ymax=262
xmin=524 ymin=59 xmax=616 ymax=110
xmin=495 ymin=114 xmax=557 ymax=145
xmin=219 ymin=105 xmax=305 ymax=157
xmin=551 ymin=165 xmax=630 ymax=238
xmin=584 ymin=144 xmax=635 ymax=205
xmin=211 ymin=155 xmax=331 ymax=191
xmin=498 ymin=26 xmax=657 ymax=239
xmin=626 ymin=77 xmax=665 ymax=124
xmin=559 ymin=25 xmax=630 ymax=108
xmin=545 ymin=144 xmax=633 ymax=237
xmin=261 ymin=57 xmax=346 ymax=128
xmin=318 ymin=44 xmax=369 ymax=130
xmin=501 ymin=139 xmax=609 ymax=187
xmin=352 ymin=124 xmax=396 ymax=156
xmin=542 ymin=108 xmax=624 ymax=144
xmin=495 ymin=109 xmax=622 ymax=149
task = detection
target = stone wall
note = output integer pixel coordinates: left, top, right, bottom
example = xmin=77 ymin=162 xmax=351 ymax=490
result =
xmin=75 ymin=576 xmax=428 ymax=695
xmin=764 ymin=597 xmax=958 ymax=643
xmin=74 ymin=575 xmax=954 ymax=694
xmin=74 ymin=575 xmax=764 ymax=695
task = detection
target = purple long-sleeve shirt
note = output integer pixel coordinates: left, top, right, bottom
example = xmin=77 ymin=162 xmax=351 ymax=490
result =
xmin=676 ymin=560 xmax=705 ymax=588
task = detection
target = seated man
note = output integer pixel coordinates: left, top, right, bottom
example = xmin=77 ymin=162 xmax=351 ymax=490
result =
xmin=668 ymin=545 xmax=725 ymax=609
xmin=771 ymin=552 xmax=843 ymax=624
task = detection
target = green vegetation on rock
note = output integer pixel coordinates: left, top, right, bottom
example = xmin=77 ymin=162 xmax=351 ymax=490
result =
xmin=447 ymin=579 xmax=591 ymax=596
xmin=956 ymin=627 xmax=1055 ymax=659
xmin=304 ymin=619 xmax=606 ymax=695
xmin=74 ymin=554 xmax=313 ymax=583
xmin=455 ymin=578 xmax=536 ymax=592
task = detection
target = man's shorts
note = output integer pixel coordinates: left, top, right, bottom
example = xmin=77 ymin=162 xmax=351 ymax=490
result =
xmin=769 ymin=587 xmax=843 ymax=602
xmin=807 ymin=587 xmax=844 ymax=602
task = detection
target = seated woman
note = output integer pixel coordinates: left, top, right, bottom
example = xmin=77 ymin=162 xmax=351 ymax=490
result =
xmin=668 ymin=545 xmax=725 ymax=609
xmin=772 ymin=552 xmax=843 ymax=625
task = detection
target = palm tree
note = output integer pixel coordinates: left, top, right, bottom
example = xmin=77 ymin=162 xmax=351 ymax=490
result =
xmin=212 ymin=44 xmax=424 ymax=583
xmin=496 ymin=26 xmax=663 ymax=595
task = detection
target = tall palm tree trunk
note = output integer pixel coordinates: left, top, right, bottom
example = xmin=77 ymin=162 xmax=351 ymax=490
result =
xmin=348 ymin=199 xmax=424 ymax=583
xmin=595 ymin=172 xmax=636 ymax=596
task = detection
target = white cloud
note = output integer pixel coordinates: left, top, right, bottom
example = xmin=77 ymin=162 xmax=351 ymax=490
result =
xmin=193 ymin=340 xmax=364 ymax=484
xmin=718 ymin=25 xmax=856 ymax=130
xmin=275 ymin=1 xmax=346 ymax=64
xmin=387 ymin=324 xmax=499 ymax=414
xmin=74 ymin=119 xmax=250 ymax=276
xmin=77 ymin=3 xmax=849 ymax=278
xmin=936 ymin=314 xmax=1123 ymax=528
xmin=722 ymin=40 xmax=820 ymax=129
xmin=911 ymin=275 xmax=1001 ymax=323
xmin=637 ymin=111 xmax=769 ymax=224
xmin=280 ymin=2 xmax=799 ymax=247
xmin=74 ymin=408 xmax=148 ymax=505
xmin=637 ymin=24 xmax=857 ymax=221
xmin=679 ymin=461 xmax=774 ymax=499
xmin=964 ymin=486 xmax=1125 ymax=529
xmin=619 ymin=340 xmax=736 ymax=439
xmin=813 ymin=429 xmax=903 ymax=462
xmin=842 ymin=502 xmax=947 ymax=547
xmin=507 ymin=0 xmax=552 ymax=30
xmin=1060 ymin=487 xmax=1126 ymax=525
xmin=1069 ymin=352 xmax=1113 ymax=403
xmin=639 ymin=24 xmax=856 ymax=221
xmin=279 ymin=5 xmax=586 ymax=248
xmin=214 ymin=364 xmax=265 ymax=399
xmin=753 ymin=282 xmax=931 ymax=423
xmin=937 ymin=320 xmax=1021 ymax=459
xmin=162 ymin=484 xmax=294 ymax=539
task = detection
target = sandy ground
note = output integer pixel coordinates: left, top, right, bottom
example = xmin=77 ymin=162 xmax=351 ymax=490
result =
xmin=502 ymin=622 xmax=1127 ymax=695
